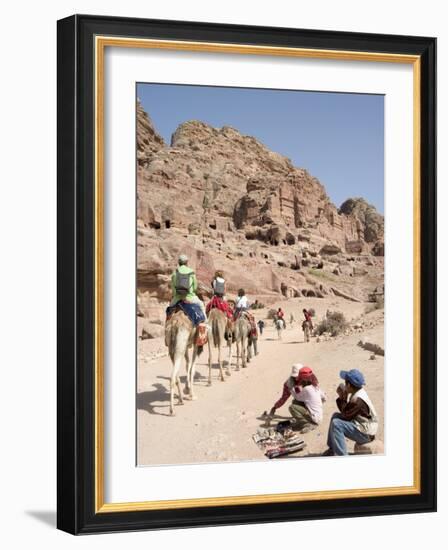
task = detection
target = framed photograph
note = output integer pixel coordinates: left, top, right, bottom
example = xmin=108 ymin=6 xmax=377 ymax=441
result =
xmin=57 ymin=14 xmax=436 ymax=534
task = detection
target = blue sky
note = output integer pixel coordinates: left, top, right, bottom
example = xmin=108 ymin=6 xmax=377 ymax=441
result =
xmin=137 ymin=83 xmax=384 ymax=213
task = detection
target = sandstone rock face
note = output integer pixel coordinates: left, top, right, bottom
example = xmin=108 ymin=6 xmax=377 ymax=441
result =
xmin=339 ymin=198 xmax=384 ymax=252
xmin=372 ymin=240 xmax=385 ymax=256
xmin=137 ymin=100 xmax=165 ymax=166
xmin=136 ymin=104 xmax=384 ymax=309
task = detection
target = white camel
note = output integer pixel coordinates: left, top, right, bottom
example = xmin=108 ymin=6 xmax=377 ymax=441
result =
xmin=165 ymin=310 xmax=202 ymax=415
xmin=275 ymin=318 xmax=284 ymax=340
xmin=233 ymin=314 xmax=253 ymax=370
xmin=207 ymin=308 xmax=232 ymax=384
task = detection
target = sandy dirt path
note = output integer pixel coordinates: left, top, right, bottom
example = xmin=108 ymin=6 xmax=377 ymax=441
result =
xmin=137 ymin=297 xmax=384 ymax=465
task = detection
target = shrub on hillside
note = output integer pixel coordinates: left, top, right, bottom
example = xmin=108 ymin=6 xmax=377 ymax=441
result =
xmin=250 ymin=301 xmax=265 ymax=310
xmin=316 ymin=310 xmax=348 ymax=337
xmin=267 ymin=308 xmax=277 ymax=320
xmin=364 ymin=297 xmax=384 ymax=314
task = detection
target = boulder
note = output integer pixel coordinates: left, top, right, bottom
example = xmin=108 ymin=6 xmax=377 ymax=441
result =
xmin=353 ymin=266 xmax=368 ymax=277
xmin=339 ymin=197 xmax=384 ymax=244
xmin=372 ymin=240 xmax=385 ymax=256
xmin=354 ymin=440 xmax=384 ymax=455
xmin=138 ymin=318 xmax=165 ymax=340
xmin=319 ymin=244 xmax=342 ymax=255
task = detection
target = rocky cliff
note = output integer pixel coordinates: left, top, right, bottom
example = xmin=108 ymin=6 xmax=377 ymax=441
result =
xmin=136 ymin=101 xmax=384 ymax=322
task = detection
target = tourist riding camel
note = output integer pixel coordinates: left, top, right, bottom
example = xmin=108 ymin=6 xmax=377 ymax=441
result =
xmin=234 ymin=288 xmax=249 ymax=318
xmin=302 ymin=308 xmax=313 ymax=330
xmin=301 ymin=308 xmax=313 ymax=342
xmin=234 ymin=289 xmax=256 ymax=326
xmin=233 ymin=288 xmax=258 ymax=351
xmin=211 ymin=270 xmax=226 ymax=298
xmin=206 ymin=270 xmax=234 ymax=381
xmin=206 ymin=270 xmax=233 ymax=320
xmin=268 ymin=364 xmax=326 ymax=434
xmin=169 ymin=254 xmax=205 ymax=314
xmin=277 ymin=308 xmax=286 ymax=328
xmin=274 ymin=318 xmax=284 ymax=340
xmin=323 ymin=369 xmax=379 ymax=456
xmin=166 ymin=254 xmax=207 ymax=346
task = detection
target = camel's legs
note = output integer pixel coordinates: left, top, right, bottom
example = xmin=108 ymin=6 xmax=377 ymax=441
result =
xmin=226 ymin=340 xmax=232 ymax=376
xmin=242 ymin=338 xmax=247 ymax=368
xmin=207 ymin=338 xmax=213 ymax=386
xmin=235 ymin=340 xmax=241 ymax=371
xmin=176 ymin=376 xmax=183 ymax=406
xmin=217 ymin=343 xmax=225 ymax=382
xmin=187 ymin=347 xmax=199 ymax=401
xmin=184 ymin=349 xmax=191 ymax=394
xmin=252 ymin=337 xmax=258 ymax=356
xmin=170 ymin=353 xmax=183 ymax=415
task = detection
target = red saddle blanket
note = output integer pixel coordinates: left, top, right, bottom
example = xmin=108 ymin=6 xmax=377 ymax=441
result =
xmin=206 ymin=296 xmax=234 ymax=319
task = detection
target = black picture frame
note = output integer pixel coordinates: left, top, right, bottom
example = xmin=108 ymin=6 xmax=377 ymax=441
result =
xmin=57 ymin=14 xmax=436 ymax=534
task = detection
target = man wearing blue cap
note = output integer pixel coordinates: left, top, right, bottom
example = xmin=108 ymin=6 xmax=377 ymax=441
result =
xmin=323 ymin=369 xmax=379 ymax=456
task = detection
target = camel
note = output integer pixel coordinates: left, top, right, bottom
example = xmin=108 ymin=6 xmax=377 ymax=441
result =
xmin=165 ymin=309 xmax=202 ymax=415
xmin=302 ymin=319 xmax=312 ymax=342
xmin=275 ymin=318 xmax=284 ymax=340
xmin=233 ymin=313 xmax=253 ymax=370
xmin=207 ymin=308 xmax=233 ymax=384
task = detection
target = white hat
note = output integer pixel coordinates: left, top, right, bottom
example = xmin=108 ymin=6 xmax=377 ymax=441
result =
xmin=290 ymin=363 xmax=303 ymax=377
xmin=178 ymin=254 xmax=189 ymax=264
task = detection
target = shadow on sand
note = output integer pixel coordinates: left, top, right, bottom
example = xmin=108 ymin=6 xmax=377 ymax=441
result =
xmin=137 ymin=368 xmax=220 ymax=417
xmin=137 ymin=383 xmax=172 ymax=416
xmin=255 ymin=413 xmax=291 ymax=429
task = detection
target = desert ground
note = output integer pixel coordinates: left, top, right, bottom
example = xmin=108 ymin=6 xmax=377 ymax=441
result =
xmin=137 ymin=296 xmax=384 ymax=466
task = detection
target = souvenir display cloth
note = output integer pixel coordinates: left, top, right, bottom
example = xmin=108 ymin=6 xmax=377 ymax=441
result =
xmin=252 ymin=427 xmax=306 ymax=459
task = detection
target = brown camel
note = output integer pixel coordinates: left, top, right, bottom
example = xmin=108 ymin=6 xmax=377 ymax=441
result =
xmin=165 ymin=310 xmax=202 ymax=415
xmin=207 ymin=308 xmax=233 ymax=384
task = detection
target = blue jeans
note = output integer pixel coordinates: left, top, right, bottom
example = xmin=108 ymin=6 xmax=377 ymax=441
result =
xmin=327 ymin=413 xmax=372 ymax=455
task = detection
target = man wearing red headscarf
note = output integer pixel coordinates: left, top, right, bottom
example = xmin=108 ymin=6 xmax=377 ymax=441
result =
xmin=269 ymin=364 xmax=326 ymax=433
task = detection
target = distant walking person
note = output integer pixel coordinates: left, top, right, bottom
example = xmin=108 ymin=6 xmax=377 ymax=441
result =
xmin=257 ymin=319 xmax=265 ymax=335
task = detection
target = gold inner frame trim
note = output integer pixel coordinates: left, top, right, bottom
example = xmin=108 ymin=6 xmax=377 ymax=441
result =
xmin=94 ymin=35 xmax=421 ymax=514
